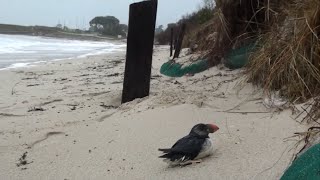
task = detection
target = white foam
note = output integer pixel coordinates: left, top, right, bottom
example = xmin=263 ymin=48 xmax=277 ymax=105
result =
xmin=2 ymin=62 xmax=31 ymax=70
xmin=0 ymin=34 xmax=126 ymax=70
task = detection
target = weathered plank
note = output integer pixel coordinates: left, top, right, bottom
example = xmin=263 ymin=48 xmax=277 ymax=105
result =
xmin=173 ymin=23 xmax=186 ymax=59
xmin=170 ymin=27 xmax=174 ymax=57
xmin=121 ymin=0 xmax=158 ymax=103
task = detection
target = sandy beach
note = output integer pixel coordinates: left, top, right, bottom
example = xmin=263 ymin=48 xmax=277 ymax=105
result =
xmin=0 ymin=46 xmax=306 ymax=180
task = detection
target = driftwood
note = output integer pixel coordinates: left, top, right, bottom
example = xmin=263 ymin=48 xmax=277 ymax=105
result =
xmin=0 ymin=113 xmax=24 ymax=117
xmin=40 ymin=99 xmax=63 ymax=106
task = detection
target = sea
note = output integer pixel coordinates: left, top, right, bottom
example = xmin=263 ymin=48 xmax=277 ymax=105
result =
xmin=0 ymin=34 xmax=126 ymax=70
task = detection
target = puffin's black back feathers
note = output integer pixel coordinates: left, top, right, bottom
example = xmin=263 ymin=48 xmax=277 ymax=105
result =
xmin=158 ymin=134 xmax=207 ymax=162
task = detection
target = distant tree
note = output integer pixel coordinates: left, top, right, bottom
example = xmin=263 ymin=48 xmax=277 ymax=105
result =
xmin=119 ymin=24 xmax=128 ymax=32
xmin=56 ymin=24 xmax=63 ymax=29
xmin=155 ymin=25 xmax=164 ymax=35
xmin=156 ymin=0 xmax=215 ymax=45
xmin=75 ymin=29 xmax=82 ymax=33
xmin=167 ymin=23 xmax=177 ymax=29
xmin=119 ymin=24 xmax=128 ymax=36
xmin=88 ymin=26 xmax=96 ymax=32
xmin=89 ymin=16 xmax=127 ymax=37
xmin=97 ymin=24 xmax=104 ymax=30
xmin=156 ymin=23 xmax=178 ymax=45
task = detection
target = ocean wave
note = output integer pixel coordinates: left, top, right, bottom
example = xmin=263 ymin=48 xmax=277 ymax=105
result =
xmin=0 ymin=34 xmax=126 ymax=70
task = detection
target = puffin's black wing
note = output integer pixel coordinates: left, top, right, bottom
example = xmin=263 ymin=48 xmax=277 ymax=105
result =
xmin=159 ymin=135 xmax=206 ymax=162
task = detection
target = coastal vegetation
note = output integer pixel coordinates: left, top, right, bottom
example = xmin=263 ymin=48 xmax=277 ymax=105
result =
xmin=156 ymin=0 xmax=214 ymax=46
xmin=89 ymin=16 xmax=128 ymax=37
xmin=211 ymin=0 xmax=320 ymax=123
xmin=0 ymin=15 xmax=129 ymax=40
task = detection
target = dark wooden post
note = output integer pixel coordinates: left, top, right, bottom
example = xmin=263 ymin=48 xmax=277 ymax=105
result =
xmin=170 ymin=28 xmax=174 ymax=57
xmin=173 ymin=23 xmax=186 ymax=59
xmin=121 ymin=0 xmax=158 ymax=104
xmin=174 ymin=36 xmax=178 ymax=50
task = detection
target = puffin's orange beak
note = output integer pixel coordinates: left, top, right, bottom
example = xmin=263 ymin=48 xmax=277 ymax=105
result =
xmin=207 ymin=124 xmax=219 ymax=133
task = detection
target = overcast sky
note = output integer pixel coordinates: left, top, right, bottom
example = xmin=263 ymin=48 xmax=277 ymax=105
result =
xmin=0 ymin=0 xmax=204 ymax=29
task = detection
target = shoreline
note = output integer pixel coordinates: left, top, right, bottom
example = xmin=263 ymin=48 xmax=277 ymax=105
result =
xmin=0 ymin=46 xmax=306 ymax=179
xmin=0 ymin=34 xmax=126 ymax=70
xmin=0 ymin=23 xmax=125 ymax=42
xmin=0 ymin=32 xmax=123 ymax=42
xmin=0 ymin=49 xmax=126 ymax=71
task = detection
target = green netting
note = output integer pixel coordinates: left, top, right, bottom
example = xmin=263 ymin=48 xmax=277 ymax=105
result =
xmin=224 ymin=43 xmax=258 ymax=69
xmin=160 ymin=59 xmax=209 ymax=77
xmin=281 ymin=143 xmax=320 ymax=180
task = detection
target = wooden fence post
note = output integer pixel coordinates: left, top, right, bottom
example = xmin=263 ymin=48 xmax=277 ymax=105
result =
xmin=173 ymin=23 xmax=186 ymax=59
xmin=121 ymin=0 xmax=158 ymax=103
xmin=170 ymin=28 xmax=174 ymax=57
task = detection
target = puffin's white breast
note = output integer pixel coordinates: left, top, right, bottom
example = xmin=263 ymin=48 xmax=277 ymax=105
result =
xmin=195 ymin=138 xmax=214 ymax=160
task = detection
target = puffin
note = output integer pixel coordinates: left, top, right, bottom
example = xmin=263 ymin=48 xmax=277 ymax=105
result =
xmin=158 ymin=123 xmax=219 ymax=166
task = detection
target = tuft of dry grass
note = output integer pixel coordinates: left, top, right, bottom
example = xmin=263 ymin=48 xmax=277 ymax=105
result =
xmin=209 ymin=0 xmax=285 ymax=61
xmin=289 ymin=126 xmax=320 ymax=159
xmin=209 ymin=1 xmax=320 ymax=118
xmin=244 ymin=0 xmax=320 ymax=153
xmin=246 ymin=0 xmax=320 ymax=113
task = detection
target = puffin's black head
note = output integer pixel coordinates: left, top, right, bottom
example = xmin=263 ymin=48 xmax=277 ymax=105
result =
xmin=189 ymin=123 xmax=219 ymax=137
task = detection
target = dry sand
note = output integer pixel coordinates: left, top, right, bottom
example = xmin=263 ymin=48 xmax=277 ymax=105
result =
xmin=0 ymin=46 xmax=306 ymax=180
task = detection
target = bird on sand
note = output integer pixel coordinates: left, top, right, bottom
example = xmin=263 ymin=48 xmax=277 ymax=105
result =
xmin=158 ymin=123 xmax=219 ymax=167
